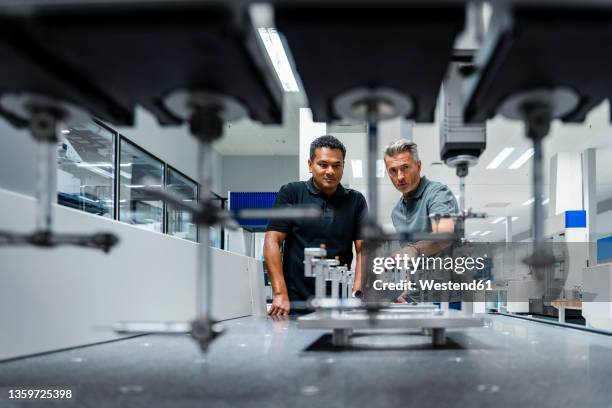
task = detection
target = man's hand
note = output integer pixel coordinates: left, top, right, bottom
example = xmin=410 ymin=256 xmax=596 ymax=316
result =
xmin=404 ymin=245 xmax=419 ymax=260
xmin=394 ymin=291 xmax=409 ymax=303
xmin=264 ymin=230 xmax=290 ymax=317
xmin=268 ymin=293 xmax=290 ymax=316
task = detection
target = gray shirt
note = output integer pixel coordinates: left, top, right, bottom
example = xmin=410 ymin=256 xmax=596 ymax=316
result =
xmin=391 ymin=176 xmax=458 ymax=233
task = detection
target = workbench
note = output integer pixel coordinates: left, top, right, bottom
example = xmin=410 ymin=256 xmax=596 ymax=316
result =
xmin=0 ymin=314 xmax=611 ymax=407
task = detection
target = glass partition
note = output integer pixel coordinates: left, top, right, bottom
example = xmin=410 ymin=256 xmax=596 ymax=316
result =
xmin=57 ymin=123 xmax=115 ymax=218
xmin=209 ymin=193 xmax=226 ymax=249
xmin=118 ymin=138 xmax=164 ymax=232
xmin=166 ymin=167 xmax=198 ymax=242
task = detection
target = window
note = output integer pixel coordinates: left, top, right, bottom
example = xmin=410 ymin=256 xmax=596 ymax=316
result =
xmin=209 ymin=193 xmax=226 ymax=249
xmin=55 ymin=120 xmax=216 ymax=243
xmin=166 ymin=167 xmax=198 ymax=242
xmin=57 ymin=123 xmax=115 ymax=218
xmin=118 ymin=139 xmax=164 ymax=232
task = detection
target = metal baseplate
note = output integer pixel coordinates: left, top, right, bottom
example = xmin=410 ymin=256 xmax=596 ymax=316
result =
xmin=298 ymin=305 xmax=483 ymax=347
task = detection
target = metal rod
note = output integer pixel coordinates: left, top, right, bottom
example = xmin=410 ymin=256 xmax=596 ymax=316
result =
xmin=197 ymin=142 xmax=213 ymax=319
xmin=143 ymin=185 xmax=201 ymax=214
xmin=238 ymin=207 xmax=321 ymax=220
xmin=366 ymin=105 xmax=379 ymax=223
xmin=531 ymin=135 xmax=544 ymax=244
xmin=315 ymin=264 xmax=326 ymax=299
xmin=331 ymin=270 xmax=339 ymax=300
xmin=459 ymin=175 xmax=466 ymax=213
xmin=505 ymin=216 xmax=513 ymax=242
xmin=36 ymin=141 xmax=57 ymax=232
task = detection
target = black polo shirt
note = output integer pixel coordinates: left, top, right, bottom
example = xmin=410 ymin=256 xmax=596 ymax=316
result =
xmin=266 ymin=178 xmax=368 ymax=301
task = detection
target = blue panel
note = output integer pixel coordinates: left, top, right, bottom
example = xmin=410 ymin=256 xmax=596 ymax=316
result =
xmin=229 ymin=192 xmax=277 ymax=228
xmin=597 ymin=236 xmax=612 ymax=263
xmin=565 ymin=210 xmax=586 ymax=228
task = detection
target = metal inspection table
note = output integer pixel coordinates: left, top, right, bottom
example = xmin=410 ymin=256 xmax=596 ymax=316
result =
xmin=1 ymin=314 xmax=611 ymax=408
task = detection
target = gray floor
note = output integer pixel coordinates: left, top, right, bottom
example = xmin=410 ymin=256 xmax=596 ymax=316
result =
xmin=1 ymin=314 xmax=612 ymax=408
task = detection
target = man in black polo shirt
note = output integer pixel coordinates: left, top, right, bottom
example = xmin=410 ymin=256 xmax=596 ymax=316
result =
xmin=264 ymin=135 xmax=368 ymax=316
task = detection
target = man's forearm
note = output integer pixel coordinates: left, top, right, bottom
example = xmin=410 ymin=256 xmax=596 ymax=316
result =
xmin=411 ymin=218 xmax=455 ymax=256
xmin=353 ymin=250 xmax=362 ymax=293
xmin=263 ymin=242 xmax=288 ymax=295
xmin=413 ymin=239 xmax=453 ymax=257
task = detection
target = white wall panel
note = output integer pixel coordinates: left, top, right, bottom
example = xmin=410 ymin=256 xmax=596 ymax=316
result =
xmin=0 ymin=188 xmax=262 ymax=360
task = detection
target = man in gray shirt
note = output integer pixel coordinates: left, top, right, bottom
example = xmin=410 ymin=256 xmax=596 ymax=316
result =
xmin=383 ymin=139 xmax=458 ymax=302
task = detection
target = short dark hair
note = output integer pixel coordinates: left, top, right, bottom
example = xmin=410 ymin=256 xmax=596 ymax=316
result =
xmin=309 ymin=135 xmax=346 ymax=161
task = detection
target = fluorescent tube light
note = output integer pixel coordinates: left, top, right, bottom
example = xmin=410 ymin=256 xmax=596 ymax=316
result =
xmin=77 ymin=162 xmax=113 ymax=168
xmin=258 ymin=28 xmax=299 ymax=92
xmin=83 ymin=166 xmax=112 ymax=179
xmin=542 ymin=198 xmax=550 ymax=205
xmin=470 ymin=231 xmax=481 ymax=236
xmin=480 ymin=231 xmax=492 ymax=236
xmin=509 ymin=148 xmax=534 ymax=169
xmin=78 ymin=195 xmax=99 ymax=203
xmin=490 ymin=216 xmax=505 ymax=224
xmin=486 ymin=147 xmax=515 ymax=169
xmin=522 ymin=197 xmax=535 ymax=206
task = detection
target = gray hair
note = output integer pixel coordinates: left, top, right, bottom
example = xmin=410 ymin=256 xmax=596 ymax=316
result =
xmin=384 ymin=139 xmax=419 ymax=161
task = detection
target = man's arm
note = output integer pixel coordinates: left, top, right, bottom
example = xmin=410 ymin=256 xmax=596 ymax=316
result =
xmin=352 ymin=239 xmax=363 ymax=296
xmin=263 ymin=230 xmax=290 ymax=316
xmin=412 ymin=217 xmax=455 ymax=257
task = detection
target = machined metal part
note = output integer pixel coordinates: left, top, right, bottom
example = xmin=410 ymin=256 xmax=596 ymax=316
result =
xmin=367 ymin=115 xmax=379 ymax=225
xmin=195 ymin=142 xmax=216 ymax=337
xmin=142 ymin=185 xmax=320 ymax=230
xmin=113 ymin=321 xmax=191 ymax=334
xmin=304 ymin=247 xmax=327 ymax=278
xmin=332 ymin=87 xmax=413 ymax=122
xmin=298 ymin=309 xmax=483 ymax=347
xmin=308 ymin=298 xmax=365 ymax=310
xmin=0 ymin=230 xmax=119 ymax=252
xmin=362 ymin=230 xmax=459 ymax=242
xmin=0 ymin=93 xmax=119 ymax=253
xmin=497 ymin=87 xmax=580 ymax=122
xmin=342 ymin=268 xmax=354 ymax=298
xmin=498 ymin=88 xmax=578 ymax=264
xmin=164 ymin=90 xmax=248 ymax=123
xmin=445 ymin=154 xmax=479 ymax=170
xmin=330 ymin=265 xmax=340 ymax=299
xmin=37 ymin=141 xmax=56 ymax=231
xmin=440 ymin=61 xmax=486 ymax=167
xmin=238 ymin=207 xmax=321 ymax=220
xmin=191 ymin=316 xmax=225 ymax=353
xmin=0 ymin=93 xmax=90 ymax=138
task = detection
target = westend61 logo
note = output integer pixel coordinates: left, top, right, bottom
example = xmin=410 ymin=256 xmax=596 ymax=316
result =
xmin=371 ymin=254 xmax=492 ymax=292
xmin=372 ymin=254 xmax=487 ymax=275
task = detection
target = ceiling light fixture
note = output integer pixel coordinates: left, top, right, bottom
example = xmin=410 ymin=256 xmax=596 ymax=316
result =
xmin=522 ymin=197 xmax=535 ymax=206
xmin=486 ymin=147 xmax=515 ymax=169
xmin=258 ymin=28 xmax=299 ymax=92
xmin=508 ymin=148 xmax=534 ymax=169
xmin=490 ymin=216 xmax=505 ymax=224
